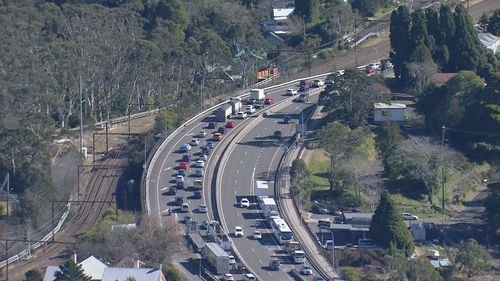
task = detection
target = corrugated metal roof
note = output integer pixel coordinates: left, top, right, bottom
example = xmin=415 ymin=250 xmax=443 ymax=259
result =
xmin=374 ymin=102 xmax=406 ymax=109
xmin=43 ymin=265 xmax=59 ymax=281
xmin=79 ymin=255 xmax=107 ymax=280
xmin=101 ymin=267 xmax=164 ymax=281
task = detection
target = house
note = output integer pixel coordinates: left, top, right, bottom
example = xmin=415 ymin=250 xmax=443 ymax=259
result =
xmin=44 ymin=255 xmax=107 ymax=281
xmin=373 ymin=103 xmax=406 ymax=122
xmin=101 ymin=268 xmax=166 ymax=281
xmin=43 ymin=255 xmax=166 ymax=281
xmin=328 ymin=213 xmax=374 ymax=245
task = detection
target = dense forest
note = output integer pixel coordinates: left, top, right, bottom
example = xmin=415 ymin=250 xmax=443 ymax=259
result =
xmin=0 ymin=0 xmax=401 ymax=225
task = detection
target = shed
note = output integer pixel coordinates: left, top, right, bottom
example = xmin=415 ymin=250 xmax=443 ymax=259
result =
xmin=373 ymin=103 xmax=406 ymax=122
xmin=410 ymin=223 xmax=426 ymax=241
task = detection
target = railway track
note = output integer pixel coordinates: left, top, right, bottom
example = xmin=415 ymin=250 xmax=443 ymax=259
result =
xmin=5 ymin=143 xmax=127 ymax=280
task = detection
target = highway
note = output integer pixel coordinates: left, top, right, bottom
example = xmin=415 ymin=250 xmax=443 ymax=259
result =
xmin=217 ymin=88 xmax=320 ymax=280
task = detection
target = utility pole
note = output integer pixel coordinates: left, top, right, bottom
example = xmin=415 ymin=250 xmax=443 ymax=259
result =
xmin=79 ymin=75 xmax=84 ymax=154
xmin=441 ymin=125 xmax=446 ymax=215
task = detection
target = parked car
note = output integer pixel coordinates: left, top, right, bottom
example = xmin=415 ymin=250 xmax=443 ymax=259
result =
xmin=301 ymin=265 xmax=313 ymax=275
xmin=178 ymin=169 xmax=186 ymax=176
xmin=299 ymin=85 xmax=309 ymax=92
xmin=198 ymin=204 xmax=207 ymax=213
xmin=240 ymin=198 xmax=250 ymax=208
xmin=365 ymin=65 xmax=376 ymax=74
xmin=234 ymin=226 xmax=244 ymax=237
xmin=190 ymin=138 xmax=200 ymax=146
xmin=264 ymin=98 xmax=273 ymax=105
xmin=226 ymin=121 xmax=236 ymax=128
xmin=313 ymin=276 xmax=326 ymax=281
xmin=199 ymin=154 xmax=208 ymax=161
xmin=206 ymin=141 xmax=215 ymax=149
xmin=237 ymin=111 xmax=247 ymax=119
xmin=196 ymin=159 xmax=205 ymax=168
xmin=193 ymin=191 xmax=202 ymax=199
xmin=245 ymin=105 xmax=256 ymax=113
xmin=179 ymin=143 xmax=191 ymax=152
xmin=312 ymin=79 xmax=325 ymax=87
xmin=180 ymin=202 xmax=190 ymax=212
xmin=286 ymin=88 xmax=298 ymax=96
xmin=175 ymin=196 xmax=184 ymax=205
xmin=269 ymin=258 xmax=280 ymax=270
xmin=207 ymin=121 xmax=217 ymax=129
xmin=182 ymin=154 xmax=191 ymax=162
xmin=253 ymin=230 xmax=262 ymax=240
xmin=243 ymin=274 xmax=256 ymax=281
xmin=179 ymin=162 xmax=189 ymax=170
xmin=217 ymin=126 xmax=226 ymax=134
xmin=195 ymin=169 xmax=204 ymax=177
xmin=167 ymin=186 xmax=177 ymax=195
xmin=224 ymin=273 xmax=235 ymax=281
xmin=213 ymin=132 xmax=223 ymax=141
xmin=299 ymin=79 xmax=311 ymax=87
xmin=402 ymin=212 xmax=419 ymax=220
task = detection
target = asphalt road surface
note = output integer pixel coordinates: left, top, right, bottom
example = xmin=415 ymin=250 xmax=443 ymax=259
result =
xmin=217 ymin=87 xmax=321 ymax=280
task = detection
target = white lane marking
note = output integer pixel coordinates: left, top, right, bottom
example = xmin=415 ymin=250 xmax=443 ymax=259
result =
xmin=245 ymin=151 xmax=248 ymax=155
xmin=259 ymin=259 xmax=263 ymax=264
xmin=163 ymin=167 xmax=171 ymax=171
xmin=240 ymin=159 xmax=243 ymax=164
xmin=251 ymin=248 xmax=255 ymax=253
xmin=237 ymin=170 xmax=240 ymax=174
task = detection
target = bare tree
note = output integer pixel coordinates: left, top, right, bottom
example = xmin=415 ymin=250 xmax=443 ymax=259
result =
xmin=387 ymin=136 xmax=467 ymax=205
xmin=406 ymin=61 xmax=437 ymax=95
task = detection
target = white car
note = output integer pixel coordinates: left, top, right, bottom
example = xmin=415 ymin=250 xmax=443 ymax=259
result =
xmin=286 ymin=88 xmax=298 ymax=96
xmin=240 ymin=198 xmax=250 ymax=208
xmin=198 ymin=204 xmax=208 ymax=213
xmin=243 ymin=273 xmax=256 ymax=281
xmin=313 ymin=79 xmax=325 ymax=87
xmin=228 ymin=255 xmax=236 ymax=265
xmin=224 ymin=273 xmax=235 ymax=281
xmin=253 ymin=230 xmax=262 ymax=240
xmin=197 ymin=130 xmax=207 ymax=138
xmin=237 ymin=111 xmax=247 ymax=119
xmin=301 ymin=265 xmax=313 ymax=275
xmin=402 ymin=212 xmax=419 ymax=220
xmin=245 ymin=105 xmax=256 ymax=113
xmin=199 ymin=154 xmax=208 ymax=161
xmin=190 ymin=138 xmax=200 ymax=146
xmin=196 ymin=159 xmax=205 ymax=168
xmin=234 ymin=226 xmax=244 ymax=237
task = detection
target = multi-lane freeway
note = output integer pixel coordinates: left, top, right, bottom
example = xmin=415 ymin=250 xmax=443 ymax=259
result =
xmin=217 ymin=88 xmax=320 ymax=280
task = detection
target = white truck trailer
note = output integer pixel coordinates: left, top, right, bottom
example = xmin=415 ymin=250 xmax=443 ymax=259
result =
xmin=204 ymin=242 xmax=230 ymax=274
xmin=230 ymin=97 xmax=242 ymax=114
xmin=249 ymin=89 xmax=265 ymax=103
xmin=259 ymin=197 xmax=278 ymax=217
xmin=255 ymin=180 xmax=269 ymax=199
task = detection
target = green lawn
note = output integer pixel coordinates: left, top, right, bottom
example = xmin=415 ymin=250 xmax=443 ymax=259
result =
xmin=308 ymin=149 xmax=330 ymax=188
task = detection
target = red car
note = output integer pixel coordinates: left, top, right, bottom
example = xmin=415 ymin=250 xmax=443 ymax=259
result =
xmin=179 ymin=162 xmax=189 ymax=170
xmin=213 ymin=132 xmax=223 ymax=141
xmin=226 ymin=121 xmax=236 ymax=128
xmin=365 ymin=66 xmax=375 ymax=75
xmin=264 ymin=98 xmax=273 ymax=105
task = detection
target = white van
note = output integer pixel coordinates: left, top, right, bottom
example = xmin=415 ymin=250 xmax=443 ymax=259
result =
xmin=193 ymin=179 xmax=203 ymax=189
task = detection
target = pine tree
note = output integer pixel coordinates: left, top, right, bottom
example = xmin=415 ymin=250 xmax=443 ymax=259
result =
xmin=54 ymin=260 xmax=91 ymax=281
xmin=369 ymin=190 xmax=415 ymax=257
xmin=450 ymin=5 xmax=486 ymax=72
xmin=389 ymin=6 xmax=411 ymax=80
xmin=410 ymin=9 xmax=435 ymax=56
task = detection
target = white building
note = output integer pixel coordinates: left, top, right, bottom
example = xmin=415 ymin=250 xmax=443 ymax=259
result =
xmin=478 ymin=32 xmax=500 ymax=53
xmin=373 ymin=103 xmax=406 ymax=122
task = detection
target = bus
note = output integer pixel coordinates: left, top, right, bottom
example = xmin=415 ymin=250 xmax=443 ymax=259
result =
xmin=269 ymin=216 xmax=293 ymax=244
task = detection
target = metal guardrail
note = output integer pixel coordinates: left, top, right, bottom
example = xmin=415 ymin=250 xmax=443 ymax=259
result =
xmin=0 ymin=202 xmax=71 ymax=268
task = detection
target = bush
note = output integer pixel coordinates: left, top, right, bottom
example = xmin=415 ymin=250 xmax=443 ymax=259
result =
xmin=317 ymin=48 xmax=334 ymax=59
xmin=341 ymin=266 xmax=361 ymax=281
